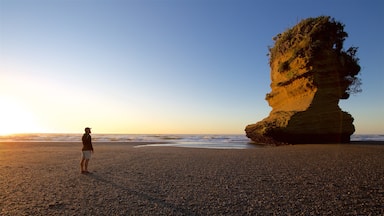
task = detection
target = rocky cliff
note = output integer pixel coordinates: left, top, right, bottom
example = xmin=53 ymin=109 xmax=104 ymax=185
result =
xmin=245 ymin=16 xmax=361 ymax=144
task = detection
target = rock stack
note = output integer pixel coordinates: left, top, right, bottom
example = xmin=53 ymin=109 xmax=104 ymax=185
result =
xmin=245 ymin=16 xmax=361 ymax=144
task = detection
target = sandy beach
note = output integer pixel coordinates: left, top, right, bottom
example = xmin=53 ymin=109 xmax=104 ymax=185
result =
xmin=1 ymin=141 xmax=383 ymax=215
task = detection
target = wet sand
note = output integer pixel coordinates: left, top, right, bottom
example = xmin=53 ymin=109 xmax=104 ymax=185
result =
xmin=1 ymin=142 xmax=383 ymax=215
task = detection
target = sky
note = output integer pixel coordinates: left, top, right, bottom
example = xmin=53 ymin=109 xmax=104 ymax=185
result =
xmin=0 ymin=0 xmax=383 ymax=135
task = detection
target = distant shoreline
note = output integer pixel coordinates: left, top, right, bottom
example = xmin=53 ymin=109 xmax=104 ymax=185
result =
xmin=1 ymin=133 xmax=383 ymax=143
xmin=1 ymin=141 xmax=383 ymax=151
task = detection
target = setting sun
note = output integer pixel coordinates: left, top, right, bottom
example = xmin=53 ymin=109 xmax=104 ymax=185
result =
xmin=0 ymin=97 xmax=44 ymax=135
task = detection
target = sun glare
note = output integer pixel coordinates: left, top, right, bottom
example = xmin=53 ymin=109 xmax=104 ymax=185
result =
xmin=0 ymin=97 xmax=43 ymax=135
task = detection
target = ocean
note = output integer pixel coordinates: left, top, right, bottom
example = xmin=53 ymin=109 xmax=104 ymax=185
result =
xmin=0 ymin=133 xmax=383 ymax=149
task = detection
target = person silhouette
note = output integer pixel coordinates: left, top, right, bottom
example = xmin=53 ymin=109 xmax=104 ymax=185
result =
xmin=80 ymin=127 xmax=94 ymax=174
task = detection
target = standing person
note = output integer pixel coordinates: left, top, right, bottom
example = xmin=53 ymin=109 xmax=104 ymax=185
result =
xmin=80 ymin=127 xmax=94 ymax=174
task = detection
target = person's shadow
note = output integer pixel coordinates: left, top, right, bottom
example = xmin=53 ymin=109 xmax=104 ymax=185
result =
xmin=87 ymin=172 xmax=196 ymax=215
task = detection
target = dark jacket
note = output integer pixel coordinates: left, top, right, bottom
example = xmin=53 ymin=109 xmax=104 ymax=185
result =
xmin=82 ymin=133 xmax=93 ymax=151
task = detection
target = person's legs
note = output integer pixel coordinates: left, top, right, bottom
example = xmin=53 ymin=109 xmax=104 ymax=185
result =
xmin=84 ymin=159 xmax=89 ymax=172
xmin=80 ymin=158 xmax=85 ymax=173
xmin=80 ymin=151 xmax=91 ymax=174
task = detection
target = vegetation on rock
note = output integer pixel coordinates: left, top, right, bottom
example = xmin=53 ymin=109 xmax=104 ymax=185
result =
xmin=269 ymin=16 xmax=361 ymax=98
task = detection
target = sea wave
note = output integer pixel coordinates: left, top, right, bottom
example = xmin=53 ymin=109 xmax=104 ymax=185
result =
xmin=0 ymin=133 xmax=383 ymax=143
xmin=0 ymin=133 xmax=250 ymax=143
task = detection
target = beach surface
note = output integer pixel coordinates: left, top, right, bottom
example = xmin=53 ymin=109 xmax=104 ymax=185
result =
xmin=1 ymin=141 xmax=383 ymax=215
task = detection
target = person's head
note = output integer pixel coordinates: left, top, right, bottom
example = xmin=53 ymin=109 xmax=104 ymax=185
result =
xmin=85 ymin=127 xmax=91 ymax=134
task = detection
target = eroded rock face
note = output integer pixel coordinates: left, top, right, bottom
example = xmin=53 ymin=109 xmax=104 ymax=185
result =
xmin=245 ymin=16 xmax=361 ymax=144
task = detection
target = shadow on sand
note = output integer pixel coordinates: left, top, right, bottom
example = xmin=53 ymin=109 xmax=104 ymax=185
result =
xmin=84 ymin=172 xmax=196 ymax=215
